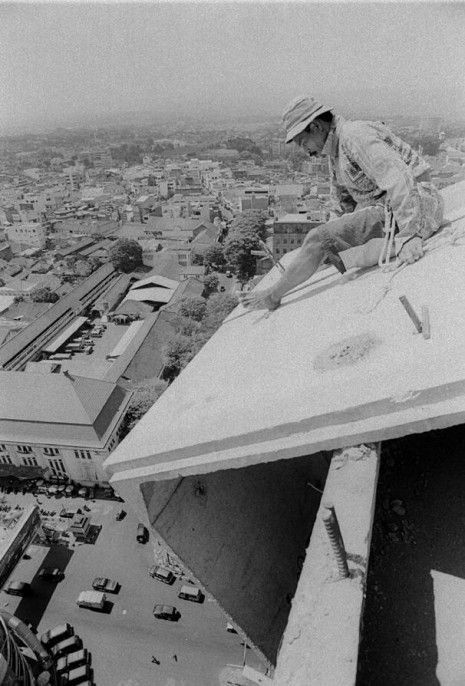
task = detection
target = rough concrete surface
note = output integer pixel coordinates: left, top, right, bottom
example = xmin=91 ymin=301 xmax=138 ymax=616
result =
xmin=106 ymin=182 xmax=465 ymax=482
xmin=358 ymin=425 xmax=465 ymax=686
xmin=274 ymin=445 xmax=379 ymax=686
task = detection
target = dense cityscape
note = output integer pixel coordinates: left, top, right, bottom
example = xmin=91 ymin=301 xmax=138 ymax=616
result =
xmin=0 ymin=108 xmax=464 ymax=685
xmin=1 ymin=0 xmax=465 ymax=681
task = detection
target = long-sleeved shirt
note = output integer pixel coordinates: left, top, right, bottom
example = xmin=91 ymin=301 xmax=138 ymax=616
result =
xmin=322 ymin=115 xmax=443 ymax=238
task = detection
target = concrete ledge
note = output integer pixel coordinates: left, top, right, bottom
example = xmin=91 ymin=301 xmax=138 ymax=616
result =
xmin=272 ymin=444 xmax=380 ymax=686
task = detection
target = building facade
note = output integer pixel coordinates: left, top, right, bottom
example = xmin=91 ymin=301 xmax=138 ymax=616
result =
xmin=0 ymin=371 xmax=132 ymax=486
xmin=272 ymin=214 xmax=320 ymax=261
xmin=6 ymin=221 xmax=46 ymax=252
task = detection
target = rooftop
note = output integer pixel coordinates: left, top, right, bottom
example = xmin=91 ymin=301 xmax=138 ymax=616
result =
xmin=105 ymin=182 xmax=465 ymax=481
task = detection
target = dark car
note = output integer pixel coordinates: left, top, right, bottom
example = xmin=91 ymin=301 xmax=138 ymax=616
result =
xmin=153 ymin=604 xmax=179 ymax=621
xmin=136 ymin=523 xmax=149 ymax=543
xmin=4 ymin=580 xmax=31 ymax=596
xmin=38 ymin=567 xmax=64 ymax=581
xmin=148 ymin=565 xmax=175 ymax=585
xmin=115 ymin=509 xmax=126 ymax=521
xmin=92 ymin=577 xmax=118 ymax=593
xmin=56 ymin=648 xmax=90 ymax=675
xmin=50 ymin=635 xmax=82 ymax=659
xmin=40 ymin=623 xmax=74 ymax=649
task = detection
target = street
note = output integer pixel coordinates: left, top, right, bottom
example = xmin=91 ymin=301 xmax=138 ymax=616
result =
xmin=1 ymin=491 xmax=265 ymax=686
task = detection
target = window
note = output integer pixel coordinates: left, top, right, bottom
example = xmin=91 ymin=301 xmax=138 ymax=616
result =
xmin=17 ymin=445 xmax=32 ymax=454
xmin=43 ymin=447 xmax=60 ymax=456
xmin=23 ymin=456 xmax=38 ymax=467
xmin=0 ymin=455 xmax=12 ymax=465
xmin=49 ymin=458 xmax=67 ymax=476
xmin=74 ymin=450 xmax=92 ymax=460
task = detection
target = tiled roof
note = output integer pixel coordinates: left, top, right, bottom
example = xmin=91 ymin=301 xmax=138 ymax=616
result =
xmin=0 ymin=371 xmax=116 ymax=425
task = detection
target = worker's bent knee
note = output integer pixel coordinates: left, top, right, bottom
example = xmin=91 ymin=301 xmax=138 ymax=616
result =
xmin=301 ymin=228 xmax=325 ymax=257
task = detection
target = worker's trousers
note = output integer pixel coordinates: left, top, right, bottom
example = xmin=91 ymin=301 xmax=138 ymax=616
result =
xmin=317 ymin=183 xmax=444 ymax=271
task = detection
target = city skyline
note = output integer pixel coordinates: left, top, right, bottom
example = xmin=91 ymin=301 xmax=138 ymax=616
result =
xmin=1 ymin=1 xmax=465 ymax=135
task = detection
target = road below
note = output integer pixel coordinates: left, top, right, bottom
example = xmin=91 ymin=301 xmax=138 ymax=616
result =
xmin=1 ymin=492 xmax=265 ymax=686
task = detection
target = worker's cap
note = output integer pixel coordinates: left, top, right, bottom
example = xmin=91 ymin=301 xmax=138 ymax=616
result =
xmin=283 ymin=96 xmax=332 ymax=144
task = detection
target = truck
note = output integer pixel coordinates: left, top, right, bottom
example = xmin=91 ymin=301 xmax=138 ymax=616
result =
xmin=76 ymin=590 xmax=106 ymax=611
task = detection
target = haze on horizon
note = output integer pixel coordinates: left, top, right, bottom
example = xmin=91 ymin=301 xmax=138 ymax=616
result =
xmin=1 ymin=1 xmax=464 ymax=134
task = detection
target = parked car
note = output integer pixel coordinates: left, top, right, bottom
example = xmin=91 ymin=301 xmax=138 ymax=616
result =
xmin=77 ymin=487 xmax=88 ymax=498
xmin=153 ymin=604 xmax=179 ymax=621
xmin=56 ymin=648 xmax=90 ymax=675
xmin=40 ymin=623 xmax=74 ymax=649
xmin=136 ymin=523 xmax=149 ymax=543
xmin=60 ymin=663 xmax=93 ymax=685
xmin=92 ymin=577 xmax=118 ymax=593
xmin=225 ymin=270 xmax=233 ymax=278
xmin=226 ymin=622 xmax=238 ymax=633
xmin=64 ymin=485 xmax=75 ymax=496
xmin=38 ymin=567 xmax=64 ymax=581
xmin=115 ymin=509 xmax=126 ymax=521
xmin=178 ymin=585 xmax=204 ymax=603
xmin=4 ymin=580 xmax=31 ymax=596
xmin=148 ymin=565 xmax=175 ymax=585
xmin=50 ymin=635 xmax=82 ymax=659
xmin=76 ymin=590 xmax=106 ymax=611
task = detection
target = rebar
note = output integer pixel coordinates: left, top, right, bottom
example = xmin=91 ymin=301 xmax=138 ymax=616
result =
xmin=322 ymin=502 xmax=349 ymax=579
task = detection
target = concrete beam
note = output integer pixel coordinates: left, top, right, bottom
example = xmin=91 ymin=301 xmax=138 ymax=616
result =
xmin=273 ymin=444 xmax=380 ymax=686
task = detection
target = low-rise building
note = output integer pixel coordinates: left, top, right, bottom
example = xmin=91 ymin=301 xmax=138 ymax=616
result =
xmin=6 ymin=221 xmax=46 ymax=253
xmin=0 ymin=370 xmax=131 ymax=486
xmin=272 ymin=214 xmax=320 ymax=261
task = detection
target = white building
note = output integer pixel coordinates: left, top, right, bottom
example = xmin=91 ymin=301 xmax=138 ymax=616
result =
xmin=0 ymin=370 xmax=132 ymax=486
xmin=6 ymin=221 xmax=46 ymax=251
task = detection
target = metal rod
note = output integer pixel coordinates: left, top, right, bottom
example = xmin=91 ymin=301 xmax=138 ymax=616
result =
xmin=322 ymin=502 xmax=349 ymax=579
xmin=399 ymin=295 xmax=422 ymax=334
xmin=421 ymin=306 xmax=430 ymax=340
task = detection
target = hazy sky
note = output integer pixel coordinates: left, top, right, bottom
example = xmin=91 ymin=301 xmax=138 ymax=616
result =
xmin=1 ymin=1 xmax=464 ymax=132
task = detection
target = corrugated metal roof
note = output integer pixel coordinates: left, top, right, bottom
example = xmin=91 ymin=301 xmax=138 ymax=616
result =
xmin=0 ymin=263 xmax=115 ymax=368
xmin=131 ymin=275 xmax=179 ymax=290
xmin=107 ymin=321 xmax=145 ymax=359
xmin=43 ymin=316 xmax=88 ymax=354
xmin=123 ymin=287 xmax=173 ymax=304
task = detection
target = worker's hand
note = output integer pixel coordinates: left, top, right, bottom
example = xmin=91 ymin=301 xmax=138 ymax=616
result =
xmin=397 ymin=236 xmax=424 ymax=265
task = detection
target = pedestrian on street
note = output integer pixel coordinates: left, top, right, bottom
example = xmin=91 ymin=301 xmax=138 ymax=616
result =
xmin=151 ymin=656 xmax=160 ymax=665
xmin=241 ymin=95 xmax=443 ymax=312
xmin=173 ymin=654 xmax=178 ymax=662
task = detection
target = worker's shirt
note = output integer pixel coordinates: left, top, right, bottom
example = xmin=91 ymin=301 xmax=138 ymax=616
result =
xmin=322 ymin=115 xmax=443 ymax=238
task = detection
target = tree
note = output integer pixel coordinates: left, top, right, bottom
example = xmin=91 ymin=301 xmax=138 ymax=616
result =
xmin=177 ymin=296 xmax=207 ymax=322
xmin=230 ymin=210 xmax=269 ymax=242
xmin=30 ymin=286 xmax=59 ymax=303
xmin=192 ymin=253 xmax=204 ymax=266
xmin=74 ymin=259 xmax=93 ymax=277
xmin=109 ymin=238 xmax=143 ymax=273
xmin=204 ymin=244 xmax=226 ymax=271
xmin=203 ymin=293 xmax=238 ymax=331
xmin=88 ymin=256 xmax=102 ymax=272
xmin=224 ymin=210 xmax=270 ymax=283
xmin=162 ymin=292 xmax=239 ymax=382
xmin=161 ymin=334 xmax=196 ymax=382
xmin=202 ymin=273 xmax=219 ymax=298
xmin=120 ymin=379 xmax=168 ymax=437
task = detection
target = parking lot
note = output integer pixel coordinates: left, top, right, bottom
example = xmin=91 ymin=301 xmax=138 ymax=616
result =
xmin=0 ymin=490 xmax=265 ymax=686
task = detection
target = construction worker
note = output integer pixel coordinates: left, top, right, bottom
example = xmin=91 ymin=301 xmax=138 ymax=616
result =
xmin=241 ymin=95 xmax=443 ymax=311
